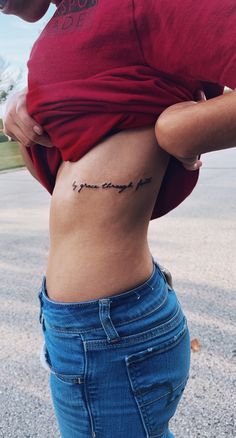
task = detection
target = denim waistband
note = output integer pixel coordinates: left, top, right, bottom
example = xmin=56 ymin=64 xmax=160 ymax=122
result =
xmin=38 ymin=257 xmax=173 ymax=334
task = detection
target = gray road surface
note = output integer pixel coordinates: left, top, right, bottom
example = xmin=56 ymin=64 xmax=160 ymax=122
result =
xmin=0 ymin=149 xmax=235 ymax=438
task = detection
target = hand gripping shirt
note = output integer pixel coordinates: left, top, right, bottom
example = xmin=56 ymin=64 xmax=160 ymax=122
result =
xmin=26 ymin=0 xmax=236 ymax=219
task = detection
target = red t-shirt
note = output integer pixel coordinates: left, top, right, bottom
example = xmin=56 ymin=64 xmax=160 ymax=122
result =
xmin=27 ymin=0 xmax=233 ymax=219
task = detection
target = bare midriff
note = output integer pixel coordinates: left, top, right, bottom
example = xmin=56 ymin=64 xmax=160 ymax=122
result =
xmin=46 ymin=126 xmax=170 ymax=302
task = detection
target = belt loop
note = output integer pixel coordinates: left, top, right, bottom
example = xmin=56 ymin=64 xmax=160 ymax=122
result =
xmin=99 ymin=298 xmax=121 ymax=344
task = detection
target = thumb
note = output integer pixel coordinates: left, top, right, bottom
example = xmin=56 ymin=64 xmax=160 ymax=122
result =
xmin=195 ymin=89 xmax=207 ymax=102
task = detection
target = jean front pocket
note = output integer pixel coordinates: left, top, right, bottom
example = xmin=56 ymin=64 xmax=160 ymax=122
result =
xmin=125 ymin=321 xmax=191 ymax=438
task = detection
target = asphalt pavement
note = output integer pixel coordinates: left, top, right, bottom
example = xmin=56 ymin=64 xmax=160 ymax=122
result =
xmin=0 ymin=149 xmax=235 ymax=438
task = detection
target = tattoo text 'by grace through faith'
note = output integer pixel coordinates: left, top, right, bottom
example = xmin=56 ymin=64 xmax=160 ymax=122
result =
xmin=72 ymin=177 xmax=153 ymax=194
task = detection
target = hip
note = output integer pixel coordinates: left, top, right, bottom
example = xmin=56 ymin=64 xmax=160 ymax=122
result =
xmin=38 ymin=258 xmax=191 ymax=437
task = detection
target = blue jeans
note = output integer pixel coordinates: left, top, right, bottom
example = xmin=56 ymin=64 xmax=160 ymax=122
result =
xmin=38 ymin=258 xmax=191 ymax=438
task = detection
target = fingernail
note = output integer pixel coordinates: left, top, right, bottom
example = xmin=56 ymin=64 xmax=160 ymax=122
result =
xmin=33 ymin=126 xmax=43 ymax=135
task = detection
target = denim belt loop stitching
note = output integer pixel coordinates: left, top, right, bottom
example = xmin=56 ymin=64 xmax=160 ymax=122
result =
xmin=99 ymin=298 xmax=121 ymax=343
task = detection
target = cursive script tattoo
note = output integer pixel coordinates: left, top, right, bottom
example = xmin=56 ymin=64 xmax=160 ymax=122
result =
xmin=72 ymin=177 xmax=152 ymax=194
xmin=135 ymin=177 xmax=153 ymax=191
xmin=73 ymin=181 xmax=100 ymax=193
xmin=101 ymin=181 xmax=133 ymax=193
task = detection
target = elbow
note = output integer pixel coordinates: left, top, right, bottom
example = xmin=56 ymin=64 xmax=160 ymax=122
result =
xmin=155 ymin=113 xmax=198 ymax=158
xmin=155 ymin=115 xmax=182 ymax=155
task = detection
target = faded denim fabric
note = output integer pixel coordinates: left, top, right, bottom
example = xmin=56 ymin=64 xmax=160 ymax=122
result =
xmin=38 ymin=258 xmax=191 ymax=438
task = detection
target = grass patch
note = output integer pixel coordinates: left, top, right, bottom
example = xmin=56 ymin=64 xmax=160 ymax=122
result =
xmin=0 ymin=141 xmax=24 ymax=171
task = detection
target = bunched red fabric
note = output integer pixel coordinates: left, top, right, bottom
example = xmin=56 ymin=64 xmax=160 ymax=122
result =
xmin=26 ymin=0 xmax=236 ymax=219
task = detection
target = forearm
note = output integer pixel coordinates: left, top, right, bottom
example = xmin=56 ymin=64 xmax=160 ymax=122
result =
xmin=18 ymin=143 xmax=41 ymax=182
xmin=1 ymin=0 xmax=51 ymax=22
xmin=155 ymin=91 xmax=236 ymax=158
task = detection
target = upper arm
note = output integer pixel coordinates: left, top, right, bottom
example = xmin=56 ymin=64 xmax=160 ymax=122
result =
xmin=134 ymin=0 xmax=236 ymax=88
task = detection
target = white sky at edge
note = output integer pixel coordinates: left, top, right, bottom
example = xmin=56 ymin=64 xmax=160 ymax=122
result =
xmin=0 ymin=4 xmax=56 ymax=115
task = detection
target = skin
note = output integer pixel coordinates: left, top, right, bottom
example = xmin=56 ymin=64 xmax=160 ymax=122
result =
xmin=3 ymin=1 xmax=235 ymax=301
xmin=46 ymin=128 xmax=169 ymax=301
xmin=0 ymin=0 xmax=52 ymax=21
xmin=155 ymin=90 xmax=236 ymax=161
xmin=4 ymin=95 xmax=170 ymax=302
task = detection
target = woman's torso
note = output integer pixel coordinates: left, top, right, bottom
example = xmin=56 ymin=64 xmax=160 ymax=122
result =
xmin=28 ymin=0 xmax=199 ymax=302
xmin=46 ymin=127 xmax=169 ymax=301
xmin=27 ymin=0 xmax=201 ymax=229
